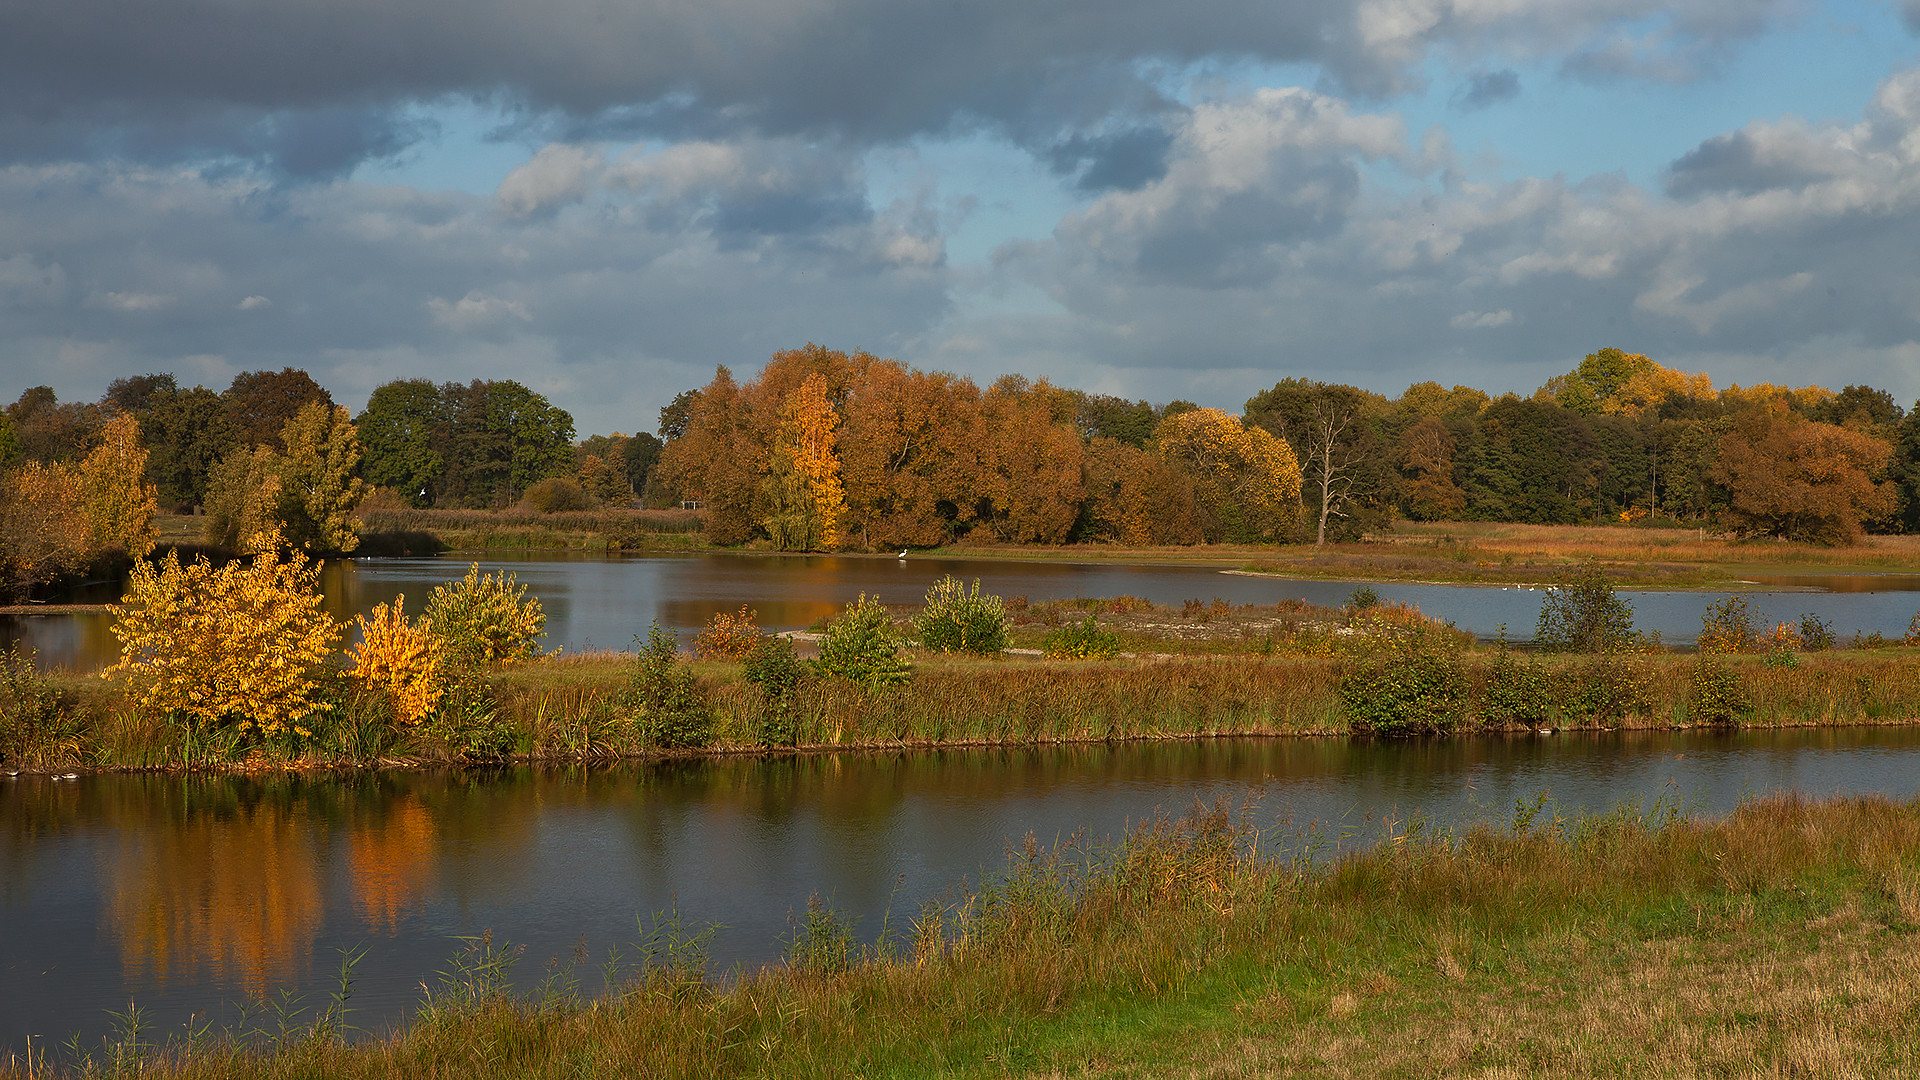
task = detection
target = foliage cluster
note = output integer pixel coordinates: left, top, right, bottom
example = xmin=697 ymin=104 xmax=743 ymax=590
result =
xmin=347 ymin=596 xmax=444 ymax=725
xmin=814 ymin=594 xmax=911 ymax=686
xmin=424 ymin=565 xmax=546 ymax=667
xmin=621 ymin=624 xmax=717 ymax=749
xmin=695 ymin=606 xmax=760 ymax=662
xmin=1535 ymin=565 xmax=1637 ymax=653
xmin=913 ymin=575 xmax=1011 ymax=654
xmin=1041 ymin=616 xmax=1122 ymax=660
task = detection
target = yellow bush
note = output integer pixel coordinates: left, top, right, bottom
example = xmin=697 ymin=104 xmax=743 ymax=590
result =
xmin=424 ymin=563 xmax=546 ymax=666
xmin=696 ymin=604 xmax=760 ymax=661
xmin=348 ymin=595 xmax=443 ymax=724
xmin=106 ymin=547 xmax=340 ymax=738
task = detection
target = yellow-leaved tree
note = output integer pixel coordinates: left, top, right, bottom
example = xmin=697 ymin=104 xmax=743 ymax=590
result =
xmin=107 ymin=544 xmax=340 ymax=738
xmin=1153 ymin=408 xmax=1302 ymax=543
xmin=762 ymin=372 xmax=846 ymax=550
xmin=348 ymin=595 xmax=442 ymax=724
xmin=81 ymin=413 xmax=159 ymax=557
xmin=278 ymin=401 xmax=368 ymax=553
xmin=203 ymin=447 xmax=285 ymax=554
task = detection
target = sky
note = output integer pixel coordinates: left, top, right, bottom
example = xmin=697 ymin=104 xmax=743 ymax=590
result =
xmin=4 ymin=0 xmax=1920 ymax=438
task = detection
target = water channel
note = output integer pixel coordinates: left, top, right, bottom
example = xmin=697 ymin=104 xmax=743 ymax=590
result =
xmin=9 ymin=552 xmax=1920 ymax=672
xmin=9 ymin=727 xmax=1920 ymax=1052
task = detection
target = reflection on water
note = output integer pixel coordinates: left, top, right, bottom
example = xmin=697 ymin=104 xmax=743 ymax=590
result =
xmin=9 ymin=727 xmax=1920 ymax=1049
xmin=12 ymin=552 xmax=1920 ymax=673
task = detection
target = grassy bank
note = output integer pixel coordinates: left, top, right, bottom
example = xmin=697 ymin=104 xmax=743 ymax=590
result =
xmin=351 ymin=507 xmax=707 ymax=554
xmin=14 ymin=793 xmax=1920 ymax=1078
xmin=20 ymin=641 xmax=1920 ymax=773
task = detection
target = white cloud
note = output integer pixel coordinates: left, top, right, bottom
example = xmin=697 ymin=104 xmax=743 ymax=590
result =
xmin=1450 ymin=308 xmax=1513 ymax=328
xmin=496 ymin=144 xmax=605 ymax=217
xmin=237 ymin=294 xmax=272 ymax=310
xmin=427 ymin=290 xmax=532 ymax=329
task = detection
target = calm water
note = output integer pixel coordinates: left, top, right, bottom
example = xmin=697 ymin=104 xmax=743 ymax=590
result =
xmin=9 ymin=552 xmax=1920 ymax=672
xmin=8 ymin=728 xmax=1920 ymax=1051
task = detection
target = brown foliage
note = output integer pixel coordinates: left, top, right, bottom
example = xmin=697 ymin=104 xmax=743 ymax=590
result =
xmin=1709 ymin=405 xmax=1896 ymax=544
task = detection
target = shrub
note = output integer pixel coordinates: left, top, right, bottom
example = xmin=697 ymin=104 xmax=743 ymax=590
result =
xmin=913 ymin=576 xmax=1010 ymax=655
xmin=107 ymin=547 xmax=340 ymax=739
xmin=0 ymin=644 xmax=80 ymax=767
xmin=347 ymin=594 xmax=443 ymax=724
xmin=1555 ymin=653 xmax=1654 ymax=728
xmin=1535 ymin=564 xmax=1636 ymax=653
xmin=623 ymin=623 xmax=716 ymax=748
xmin=1042 ymin=616 xmax=1121 ymax=660
xmin=1698 ymin=595 xmax=1761 ymax=654
xmin=743 ymin=634 xmax=804 ymax=747
xmin=1799 ymin=613 xmax=1835 ymax=652
xmin=1690 ymin=654 xmax=1752 ymax=726
xmin=1347 ymin=584 xmax=1380 ymax=611
xmin=424 ymin=673 xmax=516 ymax=760
xmin=814 ymin=595 xmax=910 ymax=686
xmin=522 ymin=476 xmax=590 ymax=514
xmin=1908 ymin=612 xmax=1920 ymax=647
xmin=425 ymin=564 xmax=545 ymax=667
xmin=1479 ymin=638 xmax=1550 ymax=728
xmin=695 ymin=605 xmax=760 ymax=662
xmin=1341 ymin=637 xmax=1468 ymax=736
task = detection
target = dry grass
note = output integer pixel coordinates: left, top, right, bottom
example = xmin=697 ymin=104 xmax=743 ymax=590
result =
xmin=16 ymin=795 xmax=1920 ymax=1079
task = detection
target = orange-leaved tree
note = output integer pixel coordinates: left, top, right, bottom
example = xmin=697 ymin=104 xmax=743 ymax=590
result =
xmin=762 ymin=372 xmax=847 ymax=550
xmin=348 ymin=595 xmax=443 ymax=724
xmin=1708 ymin=404 xmax=1895 ymax=544
xmin=0 ymin=461 xmax=91 ymax=599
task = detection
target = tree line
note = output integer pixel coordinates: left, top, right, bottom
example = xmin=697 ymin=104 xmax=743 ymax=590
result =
xmin=653 ymin=344 xmax=1920 ymax=550
xmin=3 ymin=345 xmax=1918 ymax=597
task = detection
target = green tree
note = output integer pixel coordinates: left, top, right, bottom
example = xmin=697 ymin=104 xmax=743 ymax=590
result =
xmin=140 ymin=384 xmax=235 ymax=510
xmin=1536 ymin=565 xmax=1637 ymax=653
xmin=439 ymin=380 xmax=576 ymax=507
xmin=357 ymin=379 xmax=447 ymax=506
xmin=202 ymin=446 xmax=284 ymax=553
xmin=276 ymin=401 xmax=368 ymax=553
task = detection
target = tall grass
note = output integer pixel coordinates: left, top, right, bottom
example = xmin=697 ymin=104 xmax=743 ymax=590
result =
xmin=355 ymin=507 xmax=705 ymax=553
xmin=16 ymin=793 xmax=1920 ymax=1078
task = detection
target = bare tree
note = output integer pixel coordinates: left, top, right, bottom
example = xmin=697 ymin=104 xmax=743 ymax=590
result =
xmin=1305 ymin=401 xmax=1363 ymax=546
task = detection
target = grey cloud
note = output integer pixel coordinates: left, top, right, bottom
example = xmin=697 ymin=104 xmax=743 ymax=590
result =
xmin=3 ymin=0 xmax=1798 ymax=173
xmin=1047 ymin=126 xmax=1180 ymax=193
xmin=1452 ymin=70 xmax=1519 ymax=110
xmin=1905 ymin=0 xmax=1920 ymax=33
xmin=0 ymin=153 xmax=950 ymax=437
xmin=1663 ymin=128 xmax=1841 ymax=197
xmin=978 ymin=70 xmax=1920 ymax=407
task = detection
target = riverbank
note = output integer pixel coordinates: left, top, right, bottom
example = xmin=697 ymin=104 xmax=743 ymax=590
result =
xmin=11 ymin=792 xmax=1920 ymax=1078
xmin=16 ymin=642 xmax=1920 ymax=774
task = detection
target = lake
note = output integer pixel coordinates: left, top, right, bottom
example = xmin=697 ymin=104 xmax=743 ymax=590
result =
xmin=8 ymin=552 xmax=1920 ymax=672
xmin=7 ymin=726 xmax=1920 ymax=1052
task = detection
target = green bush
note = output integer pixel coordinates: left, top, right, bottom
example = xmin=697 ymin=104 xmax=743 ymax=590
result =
xmin=1340 ymin=639 xmax=1468 ymax=736
xmin=744 ymin=633 xmax=804 ymax=747
xmin=1798 ymin=613 xmax=1835 ymax=652
xmin=521 ymin=476 xmax=590 ymax=513
xmin=1042 ymin=616 xmax=1121 ymax=660
xmin=424 ymin=673 xmax=518 ymax=760
xmin=1689 ymin=654 xmax=1752 ymax=726
xmin=1554 ymin=654 xmax=1653 ymax=728
xmin=1347 ymin=584 xmax=1380 ymax=611
xmin=425 ymin=564 xmax=547 ymax=667
xmin=913 ymin=576 xmax=1011 ymax=654
xmin=623 ymin=623 xmax=717 ymax=748
xmin=814 ymin=595 xmax=911 ymax=687
xmin=0 ymin=644 xmax=80 ymax=767
xmin=1479 ymin=642 xmax=1551 ymax=728
xmin=1535 ymin=565 xmax=1636 ymax=653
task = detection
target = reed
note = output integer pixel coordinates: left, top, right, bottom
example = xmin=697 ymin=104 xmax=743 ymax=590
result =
xmin=354 ymin=507 xmax=707 ymax=553
xmin=16 ymin=793 xmax=1920 ymax=1078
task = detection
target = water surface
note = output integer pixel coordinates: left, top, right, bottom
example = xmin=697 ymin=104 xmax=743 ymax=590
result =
xmin=7 ymin=726 xmax=1920 ymax=1051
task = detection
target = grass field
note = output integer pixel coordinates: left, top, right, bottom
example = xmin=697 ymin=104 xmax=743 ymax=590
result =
xmin=14 ymin=793 xmax=1920 ymax=1078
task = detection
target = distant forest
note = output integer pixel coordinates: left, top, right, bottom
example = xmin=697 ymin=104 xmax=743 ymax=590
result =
xmin=2 ymin=345 xmax=1917 ymax=561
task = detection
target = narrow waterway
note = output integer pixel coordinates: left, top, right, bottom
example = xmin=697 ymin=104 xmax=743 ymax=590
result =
xmin=7 ymin=726 xmax=1920 ymax=1052
xmin=9 ymin=552 xmax=1920 ymax=672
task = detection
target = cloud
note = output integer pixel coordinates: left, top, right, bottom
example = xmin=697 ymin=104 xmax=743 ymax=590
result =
xmin=1450 ymin=308 xmax=1513 ymax=328
xmin=1452 ymin=69 xmax=1520 ymax=110
xmin=0 ymin=0 xmax=1800 ymax=175
xmin=497 ymin=143 xmax=604 ymax=217
xmin=237 ymin=295 xmax=272 ymax=310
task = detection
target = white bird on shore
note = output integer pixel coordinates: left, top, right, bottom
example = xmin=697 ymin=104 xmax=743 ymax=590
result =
xmin=898 ymin=550 xmax=908 ymax=559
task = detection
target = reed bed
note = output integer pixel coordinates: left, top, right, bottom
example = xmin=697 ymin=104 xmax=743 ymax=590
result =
xmin=14 ymin=793 xmax=1920 ymax=1078
xmin=354 ymin=507 xmax=706 ymax=553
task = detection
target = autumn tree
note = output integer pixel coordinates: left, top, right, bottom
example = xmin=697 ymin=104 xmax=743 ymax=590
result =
xmin=838 ymin=362 xmax=982 ymax=548
xmin=1245 ymin=379 xmax=1388 ymax=542
xmin=655 ymin=367 xmax=758 ymax=541
xmin=202 ymin=447 xmax=284 ymax=553
xmin=223 ymin=368 xmax=333 ymax=450
xmin=277 ymin=402 xmax=368 ymax=553
xmin=1153 ymin=408 xmax=1301 ymax=542
xmin=6 ymin=386 xmax=101 ymax=463
xmin=1080 ymin=437 xmax=1201 ymax=545
xmin=1709 ymin=405 xmax=1896 ymax=544
xmin=1395 ymin=417 xmax=1466 ymax=521
xmin=976 ymin=377 xmax=1084 ymax=544
xmin=0 ymin=462 xmax=91 ymax=599
xmin=80 ymin=413 xmax=159 ymax=557
xmin=762 ymin=373 xmax=847 ymax=550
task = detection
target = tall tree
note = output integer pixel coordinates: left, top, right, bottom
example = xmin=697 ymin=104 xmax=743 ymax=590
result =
xmin=6 ymin=386 xmax=101 ymax=463
xmin=977 ymin=377 xmax=1083 ymax=544
xmin=838 ymin=361 xmax=982 ymax=548
xmin=223 ymin=368 xmax=333 ymax=450
xmin=277 ymin=402 xmax=368 ymax=553
xmin=80 ymin=413 xmax=158 ymax=557
xmin=1245 ymin=379 xmax=1387 ymax=541
xmin=0 ymin=462 xmax=91 ymax=599
xmin=761 ymin=373 xmax=847 ymax=550
xmin=1709 ymin=405 xmax=1896 ymax=544
xmin=1395 ymin=417 xmax=1466 ymax=521
xmin=1153 ymin=408 xmax=1301 ymax=543
xmin=357 ymin=379 xmax=447 ymax=506
xmin=141 ymin=385 xmax=235 ymax=510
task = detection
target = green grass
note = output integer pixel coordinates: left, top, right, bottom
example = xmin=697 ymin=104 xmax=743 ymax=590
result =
xmin=18 ymin=794 xmax=1920 ymax=1078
